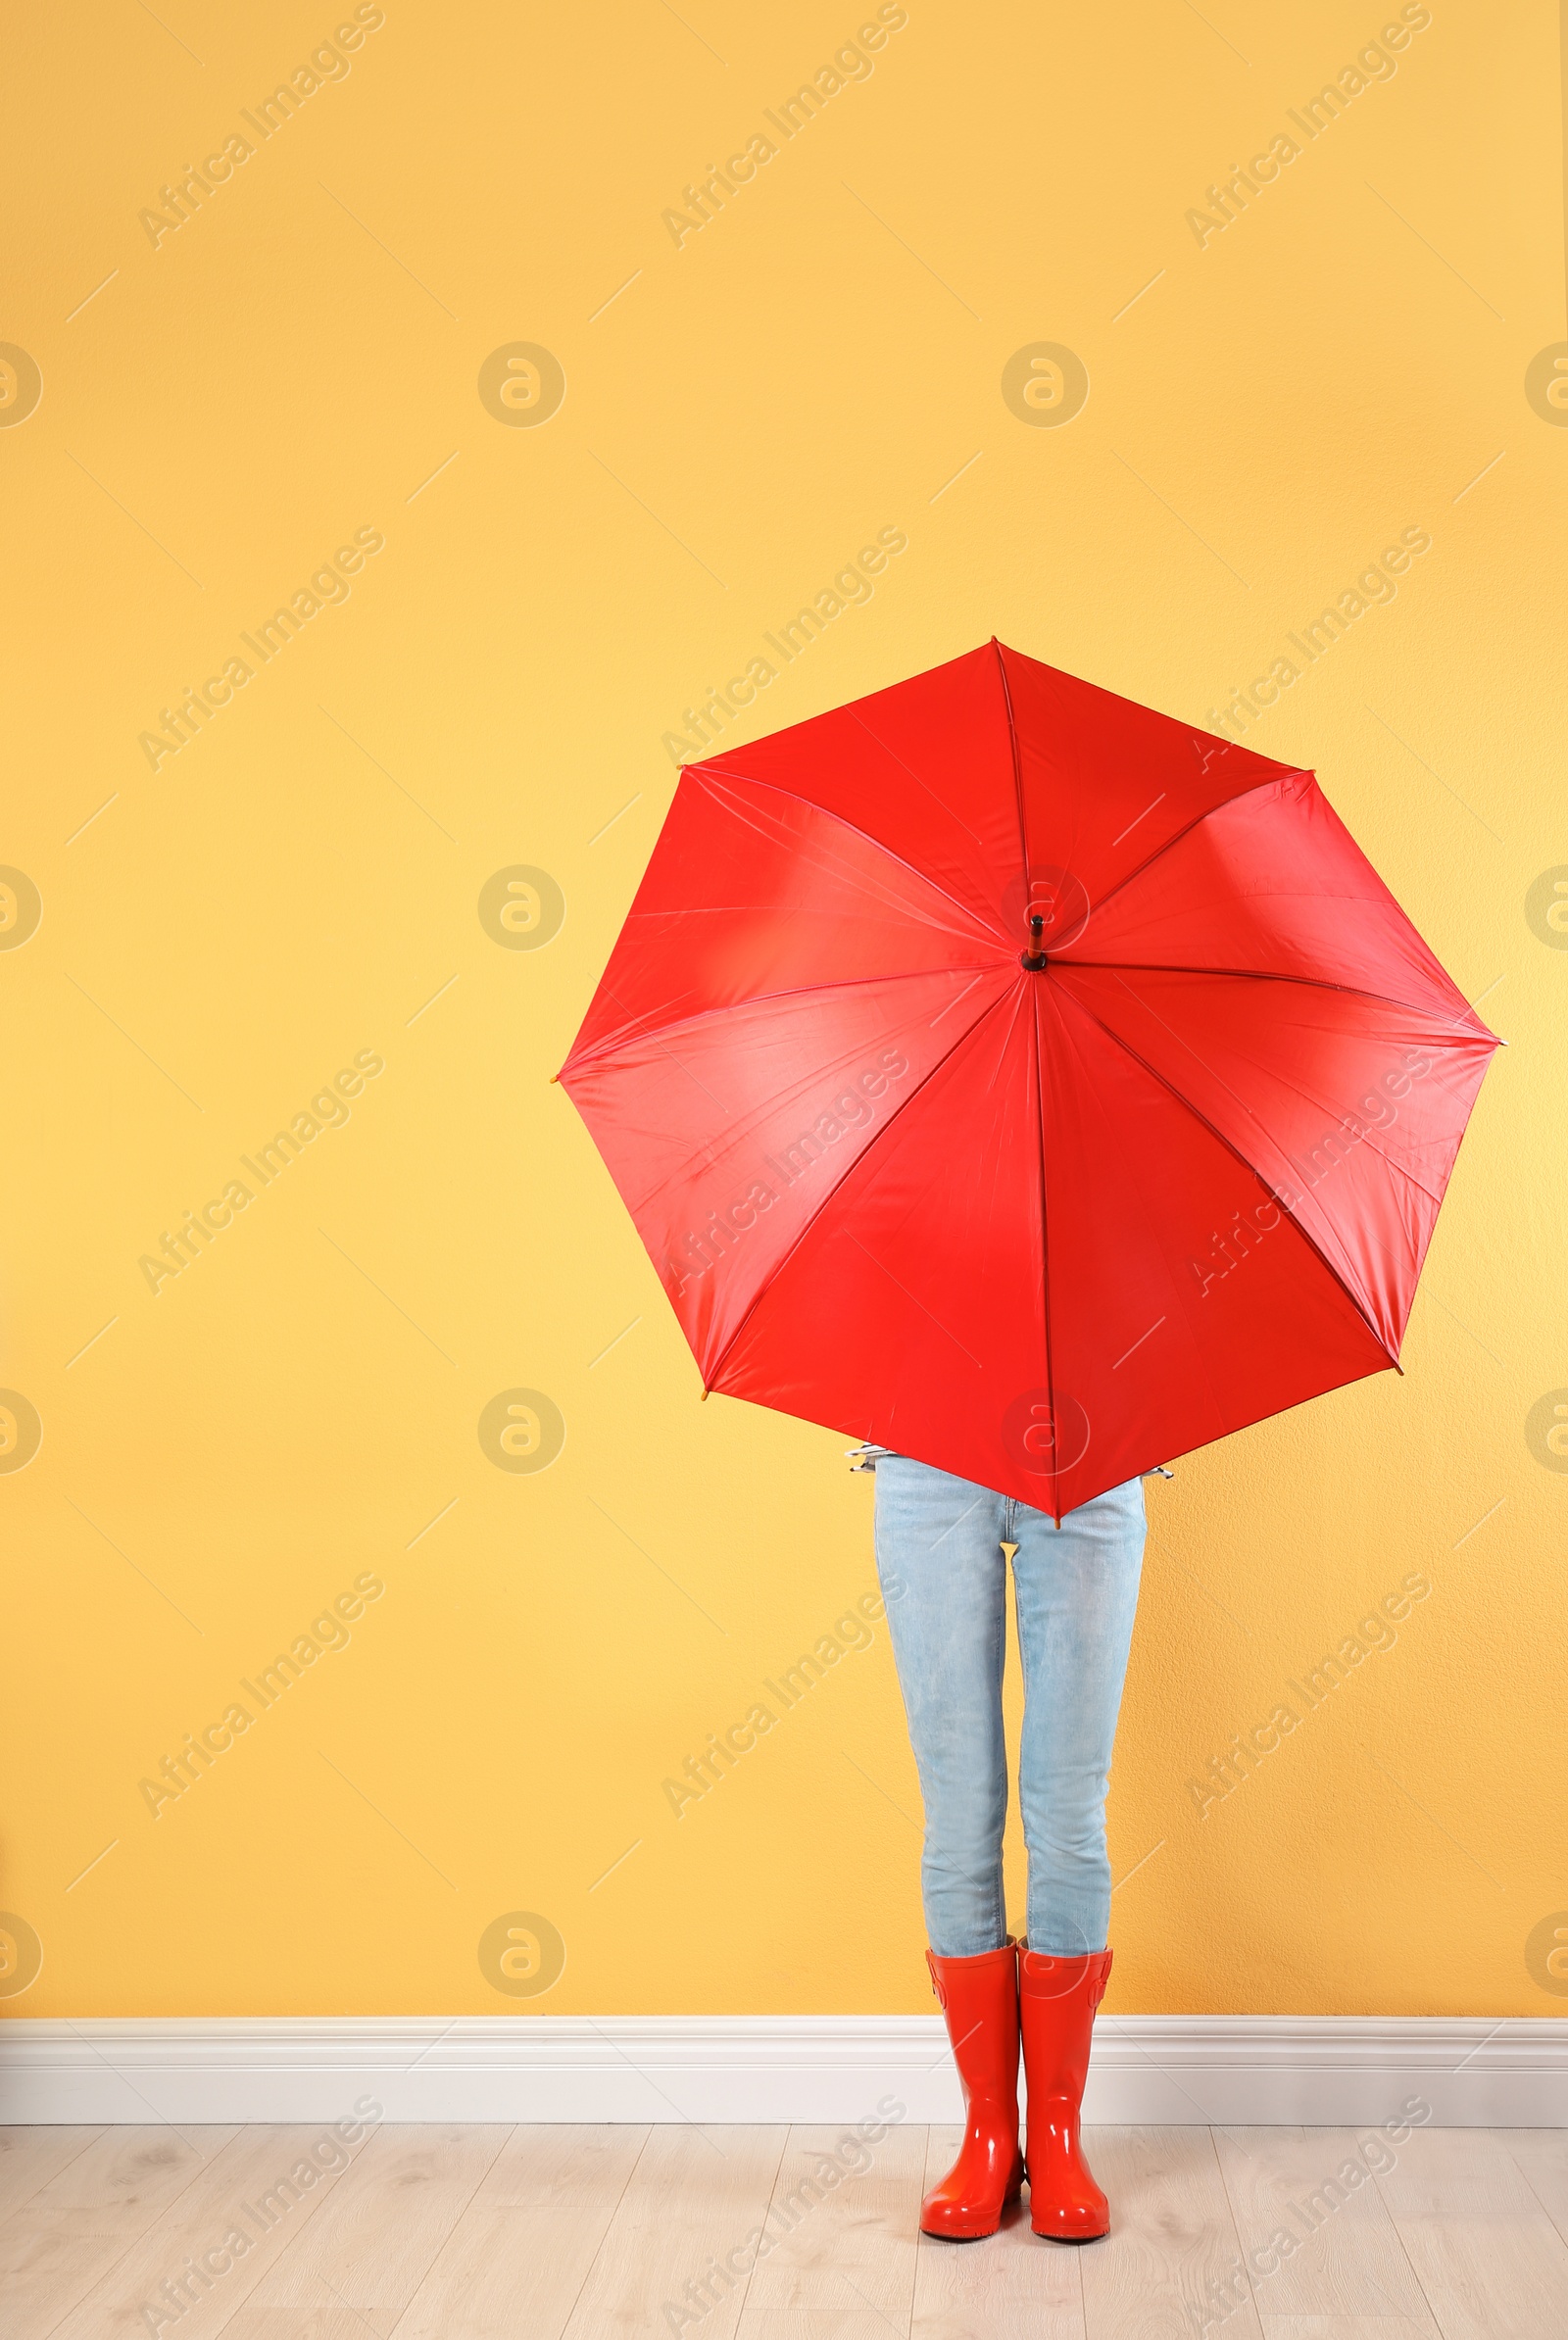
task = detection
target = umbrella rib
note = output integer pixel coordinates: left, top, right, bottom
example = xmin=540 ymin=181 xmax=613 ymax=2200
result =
xmin=563 ymin=959 xmax=1010 ymax=1079
xmin=1042 ymin=982 xmax=1235 ymax=1452
xmin=996 ymin=642 xmax=1058 ymax=1514
xmin=606 ymin=971 xmax=1012 ymax=1223
xmin=1107 ymin=974 xmax=1453 ymax=1210
xmin=687 ymin=768 xmax=999 ymax=946
xmin=1055 ymin=959 xmax=1496 ymax=1164
xmin=691 ymin=758 xmax=1012 ymax=946
xmin=994 ymin=646 xmax=1058 ymax=1509
xmin=1026 ymin=981 xmax=1061 ymax=1523
xmin=843 ymin=704 xmax=989 ymax=851
xmin=1054 ymin=982 xmax=1399 ymax=1366
xmin=973 ymin=658 xmax=1311 ymax=971
xmin=1055 ymin=963 xmax=1486 ymax=1213
xmin=699 ymin=985 xmax=1018 ymax=1398
xmin=992 ymin=639 xmax=1031 ymax=895
xmin=1085 ymin=767 xmax=1309 ymax=924
xmin=1056 ymin=957 xmax=1494 ymax=1035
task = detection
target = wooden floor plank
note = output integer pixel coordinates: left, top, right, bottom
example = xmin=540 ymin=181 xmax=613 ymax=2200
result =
xmin=910 ymin=2124 xmax=1085 ymax=2340
xmin=561 ymin=2124 xmax=788 ymax=2340
xmin=736 ymin=2119 xmax=925 ymax=2335
xmin=0 ymin=2128 xmax=106 ymax=2226
xmin=0 ymin=2124 xmax=237 ymax=2340
xmin=734 ymin=2313 xmax=912 ymax=2340
xmin=41 ymin=2121 xmax=371 ymax=2340
xmin=217 ymin=2121 xmax=511 ymax=2338
xmin=1079 ymin=2126 xmax=1265 ymax=2340
xmin=1369 ymin=2125 xmax=1568 ymax=2340
xmin=389 ymin=2124 xmax=650 ymax=2340
xmin=6 ymin=2119 xmax=1567 ymax=2339
xmin=1496 ymin=2126 xmax=1568 ymax=2246
xmin=1371 ymin=2124 xmax=1552 ymax=2218
xmin=1212 ymin=2126 xmax=1439 ymax=2329
xmin=1257 ymin=2319 xmax=1446 ymax=2339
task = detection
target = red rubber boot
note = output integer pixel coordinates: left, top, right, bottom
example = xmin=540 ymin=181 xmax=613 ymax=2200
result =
xmin=920 ymin=1942 xmax=1024 ymax=2239
xmin=1018 ymin=1945 xmax=1113 ymax=2241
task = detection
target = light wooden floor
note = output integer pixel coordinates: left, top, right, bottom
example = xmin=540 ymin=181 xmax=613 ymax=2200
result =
xmin=4 ymin=2121 xmax=1568 ymax=2338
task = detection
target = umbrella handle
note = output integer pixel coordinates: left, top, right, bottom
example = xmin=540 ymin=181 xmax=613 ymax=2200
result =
xmin=1020 ymin=913 xmax=1049 ymax=971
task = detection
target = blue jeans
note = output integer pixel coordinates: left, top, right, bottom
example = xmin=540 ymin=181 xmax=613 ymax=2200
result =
xmin=871 ymin=1455 xmax=1146 ymax=1959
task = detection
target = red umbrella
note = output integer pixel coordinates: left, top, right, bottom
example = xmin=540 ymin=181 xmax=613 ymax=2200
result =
xmin=559 ymin=642 xmax=1498 ymax=1517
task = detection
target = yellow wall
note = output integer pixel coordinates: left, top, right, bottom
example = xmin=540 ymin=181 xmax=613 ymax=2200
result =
xmin=2 ymin=0 xmax=1563 ymax=2021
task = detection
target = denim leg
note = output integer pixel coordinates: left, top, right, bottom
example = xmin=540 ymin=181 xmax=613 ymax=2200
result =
xmin=1010 ymin=1477 xmax=1146 ymax=1956
xmin=873 ymin=1456 xmax=1009 ymax=1957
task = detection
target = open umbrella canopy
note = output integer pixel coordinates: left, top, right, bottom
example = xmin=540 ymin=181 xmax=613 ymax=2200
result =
xmin=559 ymin=642 xmax=1499 ymax=1517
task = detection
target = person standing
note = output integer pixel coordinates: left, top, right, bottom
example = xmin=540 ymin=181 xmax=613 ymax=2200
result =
xmin=862 ymin=1446 xmax=1146 ymax=2241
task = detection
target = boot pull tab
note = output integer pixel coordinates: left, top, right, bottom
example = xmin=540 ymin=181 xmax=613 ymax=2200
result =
xmin=925 ymin=1950 xmax=947 ymax=2009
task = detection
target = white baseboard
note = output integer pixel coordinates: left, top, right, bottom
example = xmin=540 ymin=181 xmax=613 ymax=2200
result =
xmin=1 ymin=2016 xmax=1563 ymax=2127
